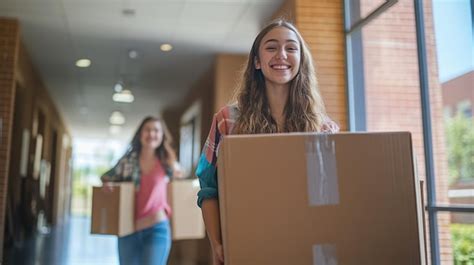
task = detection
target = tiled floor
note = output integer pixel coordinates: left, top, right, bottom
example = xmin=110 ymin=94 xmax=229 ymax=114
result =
xmin=5 ymin=215 xmax=119 ymax=265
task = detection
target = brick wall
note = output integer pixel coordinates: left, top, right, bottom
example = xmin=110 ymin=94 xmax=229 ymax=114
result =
xmin=0 ymin=17 xmax=19 ymax=260
xmin=441 ymin=71 xmax=474 ymax=114
xmin=295 ymin=0 xmax=348 ymax=130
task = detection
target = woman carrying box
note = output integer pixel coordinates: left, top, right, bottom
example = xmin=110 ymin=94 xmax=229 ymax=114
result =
xmin=101 ymin=116 xmax=183 ymax=265
xmin=196 ymin=19 xmax=340 ymax=265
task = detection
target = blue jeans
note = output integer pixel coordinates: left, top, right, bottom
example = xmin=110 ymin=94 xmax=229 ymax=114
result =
xmin=118 ymin=220 xmax=171 ymax=265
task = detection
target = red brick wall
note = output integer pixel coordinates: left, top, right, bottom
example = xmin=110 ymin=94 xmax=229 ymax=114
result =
xmin=360 ymin=0 xmax=452 ymax=263
xmin=0 ymin=17 xmax=20 ymax=260
xmin=295 ymin=0 xmax=348 ymax=130
xmin=441 ymin=71 xmax=474 ymax=115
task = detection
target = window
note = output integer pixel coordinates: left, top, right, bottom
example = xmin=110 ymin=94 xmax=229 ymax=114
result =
xmin=345 ymin=0 xmax=474 ymax=264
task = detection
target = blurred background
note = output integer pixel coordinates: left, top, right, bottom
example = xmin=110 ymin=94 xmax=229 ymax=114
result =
xmin=0 ymin=0 xmax=472 ymax=264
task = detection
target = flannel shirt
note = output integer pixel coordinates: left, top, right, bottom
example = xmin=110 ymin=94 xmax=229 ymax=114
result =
xmin=195 ymin=104 xmax=340 ymax=207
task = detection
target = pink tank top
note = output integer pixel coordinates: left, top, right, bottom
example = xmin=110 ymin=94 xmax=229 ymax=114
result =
xmin=135 ymin=160 xmax=171 ymax=222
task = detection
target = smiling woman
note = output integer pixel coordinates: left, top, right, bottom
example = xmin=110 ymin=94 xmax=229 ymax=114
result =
xmin=100 ymin=116 xmax=184 ymax=265
xmin=196 ymin=18 xmax=339 ymax=265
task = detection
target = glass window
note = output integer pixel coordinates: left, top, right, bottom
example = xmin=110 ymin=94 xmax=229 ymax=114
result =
xmin=438 ymin=212 xmax=474 ymax=264
xmin=345 ymin=0 xmax=474 ymax=264
xmin=432 ymin=0 xmax=474 ymax=207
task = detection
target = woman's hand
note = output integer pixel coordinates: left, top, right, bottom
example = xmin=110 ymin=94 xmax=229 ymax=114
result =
xmin=202 ymin=199 xmax=224 ymax=264
xmin=212 ymin=243 xmax=224 ymax=265
xmin=102 ymin=182 xmax=114 ymax=193
xmin=171 ymin=161 xmax=186 ymax=179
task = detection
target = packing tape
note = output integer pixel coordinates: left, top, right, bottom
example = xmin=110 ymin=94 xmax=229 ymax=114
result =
xmin=305 ymin=135 xmax=339 ymax=206
xmin=313 ymin=244 xmax=338 ymax=265
xmin=100 ymin=208 xmax=107 ymax=233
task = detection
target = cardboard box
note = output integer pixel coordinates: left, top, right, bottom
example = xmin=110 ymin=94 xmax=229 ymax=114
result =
xmin=91 ymin=179 xmax=205 ymax=240
xmin=169 ymin=179 xmax=206 ymax=240
xmin=217 ymin=132 xmax=425 ymax=265
xmin=91 ymin=182 xmax=134 ymax=237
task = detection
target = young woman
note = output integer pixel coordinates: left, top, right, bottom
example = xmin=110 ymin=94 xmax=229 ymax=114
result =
xmin=101 ymin=116 xmax=183 ymax=265
xmin=196 ymin=19 xmax=340 ymax=265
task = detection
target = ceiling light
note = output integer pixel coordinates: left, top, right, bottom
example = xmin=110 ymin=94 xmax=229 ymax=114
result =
xmin=114 ymin=83 xmax=123 ymax=93
xmin=160 ymin=44 xmax=173 ymax=52
xmin=109 ymin=125 xmax=122 ymax=135
xmin=109 ymin=111 xmax=125 ymax=125
xmin=75 ymin=59 xmax=91 ymax=68
xmin=128 ymin=49 xmax=139 ymax=59
xmin=122 ymin=8 xmax=136 ymax=16
xmin=79 ymin=107 xmax=88 ymax=115
xmin=113 ymin=90 xmax=134 ymax=103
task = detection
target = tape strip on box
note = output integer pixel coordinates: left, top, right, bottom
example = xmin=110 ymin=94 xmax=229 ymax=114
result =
xmin=305 ymin=135 xmax=339 ymax=206
xmin=313 ymin=244 xmax=338 ymax=265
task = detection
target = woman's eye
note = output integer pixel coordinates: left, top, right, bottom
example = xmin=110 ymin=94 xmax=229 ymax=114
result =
xmin=266 ymin=47 xmax=276 ymax=51
xmin=287 ymin=47 xmax=298 ymax=52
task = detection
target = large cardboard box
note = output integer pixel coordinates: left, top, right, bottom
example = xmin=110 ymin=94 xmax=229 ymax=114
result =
xmin=217 ymin=132 xmax=425 ymax=265
xmin=169 ymin=179 xmax=206 ymax=240
xmin=91 ymin=182 xmax=135 ymax=237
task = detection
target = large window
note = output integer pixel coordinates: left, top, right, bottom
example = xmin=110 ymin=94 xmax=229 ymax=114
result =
xmin=345 ymin=0 xmax=474 ymax=264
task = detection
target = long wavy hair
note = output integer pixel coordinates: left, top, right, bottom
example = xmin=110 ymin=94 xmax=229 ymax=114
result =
xmin=233 ymin=19 xmax=327 ymax=134
xmin=127 ymin=116 xmax=177 ymax=170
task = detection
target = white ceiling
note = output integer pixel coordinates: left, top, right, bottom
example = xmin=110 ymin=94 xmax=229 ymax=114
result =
xmin=0 ymin=0 xmax=284 ymax=141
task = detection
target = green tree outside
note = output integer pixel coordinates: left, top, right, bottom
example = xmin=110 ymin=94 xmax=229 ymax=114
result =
xmin=445 ymin=108 xmax=474 ymax=184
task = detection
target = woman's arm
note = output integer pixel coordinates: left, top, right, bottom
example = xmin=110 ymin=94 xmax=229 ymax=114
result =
xmin=202 ymin=199 xmax=224 ymax=265
xmin=100 ymin=155 xmax=132 ymax=191
xmin=196 ymin=106 xmax=234 ymax=264
xmin=170 ymin=161 xmax=185 ymax=179
xmin=101 ymin=156 xmax=127 ymax=183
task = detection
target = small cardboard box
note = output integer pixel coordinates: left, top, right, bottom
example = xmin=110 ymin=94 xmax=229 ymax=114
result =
xmin=169 ymin=179 xmax=206 ymax=240
xmin=91 ymin=182 xmax=134 ymax=237
xmin=217 ymin=132 xmax=425 ymax=265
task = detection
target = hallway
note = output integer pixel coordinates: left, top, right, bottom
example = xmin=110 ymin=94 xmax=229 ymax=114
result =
xmin=6 ymin=216 xmax=119 ymax=265
xmin=0 ymin=0 xmax=472 ymax=264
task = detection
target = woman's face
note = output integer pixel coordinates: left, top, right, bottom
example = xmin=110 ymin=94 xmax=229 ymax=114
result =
xmin=140 ymin=120 xmax=163 ymax=150
xmin=255 ymin=26 xmax=301 ymax=88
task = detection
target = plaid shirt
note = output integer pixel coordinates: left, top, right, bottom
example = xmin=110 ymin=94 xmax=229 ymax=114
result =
xmin=101 ymin=151 xmax=141 ymax=187
xmin=101 ymin=151 xmax=173 ymax=189
xmin=195 ymin=104 xmax=340 ymax=207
